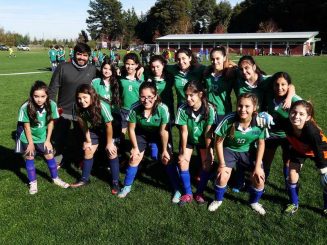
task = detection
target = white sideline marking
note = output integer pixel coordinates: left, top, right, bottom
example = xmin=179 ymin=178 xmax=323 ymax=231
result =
xmin=0 ymin=71 xmax=49 ymax=76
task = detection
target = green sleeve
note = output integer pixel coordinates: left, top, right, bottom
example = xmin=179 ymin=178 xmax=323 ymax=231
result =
xmin=160 ymin=104 xmax=170 ymax=125
xmin=17 ymin=103 xmax=30 ymax=123
xmin=127 ymin=109 xmax=136 ymax=123
xmin=207 ymin=105 xmax=216 ymax=125
xmin=175 ymin=106 xmax=187 ymax=126
xmin=50 ymin=100 xmax=59 ymax=120
xmin=100 ymin=101 xmax=113 ymax=123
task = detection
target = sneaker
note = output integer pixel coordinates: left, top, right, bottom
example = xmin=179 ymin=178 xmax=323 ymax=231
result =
xmin=194 ymin=194 xmax=206 ymax=205
xmin=178 ymin=194 xmax=193 ymax=206
xmin=53 ymin=177 xmax=70 ymax=188
xmin=172 ymin=190 xmax=181 ymax=204
xmin=111 ymin=182 xmax=120 ymax=195
xmin=118 ymin=185 xmax=131 ymax=198
xmin=208 ymin=200 xmax=222 ymax=212
xmin=284 ymin=203 xmax=298 ymax=215
xmin=250 ymin=202 xmax=266 ymax=215
xmin=29 ymin=181 xmax=38 ymax=195
xmin=232 ymin=188 xmax=240 ymax=193
xmin=70 ymin=180 xmax=89 ymax=188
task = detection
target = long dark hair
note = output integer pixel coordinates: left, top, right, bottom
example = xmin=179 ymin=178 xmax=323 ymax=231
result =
xmin=75 ymin=84 xmax=102 ymax=127
xmin=183 ymin=80 xmax=210 ymax=120
xmin=139 ymin=81 xmax=161 ymax=112
xmin=27 ymin=80 xmax=52 ymax=126
xmin=272 ymin=71 xmax=292 ymax=99
xmin=238 ymin=55 xmax=266 ymax=76
xmin=100 ymin=58 xmax=120 ymax=106
xmin=148 ymin=54 xmax=174 ymax=82
xmin=121 ymin=52 xmax=142 ymax=79
xmin=208 ymin=46 xmax=236 ymax=77
xmin=175 ymin=48 xmax=197 ymax=70
xmin=290 ymin=100 xmax=321 ymax=130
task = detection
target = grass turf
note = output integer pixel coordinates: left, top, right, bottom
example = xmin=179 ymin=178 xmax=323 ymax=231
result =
xmin=0 ymin=50 xmax=326 ymax=244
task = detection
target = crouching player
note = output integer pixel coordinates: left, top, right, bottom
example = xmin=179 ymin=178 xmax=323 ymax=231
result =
xmin=15 ymin=81 xmax=69 ymax=194
xmin=209 ymin=93 xmax=267 ymax=215
xmin=118 ymin=82 xmax=180 ymax=201
xmin=284 ymin=100 xmax=327 ymax=216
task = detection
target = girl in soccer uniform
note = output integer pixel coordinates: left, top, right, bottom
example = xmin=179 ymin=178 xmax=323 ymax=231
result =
xmin=70 ymin=84 xmax=120 ymax=194
xmin=283 ymin=100 xmax=327 ymax=215
xmin=15 ymin=81 xmax=69 ymax=194
xmin=209 ymin=93 xmax=267 ymax=215
xmin=175 ymin=80 xmax=216 ymax=205
xmin=118 ymin=82 xmax=180 ymax=201
xmin=119 ymin=53 xmax=144 ymax=135
xmin=262 ymin=72 xmax=301 ymax=183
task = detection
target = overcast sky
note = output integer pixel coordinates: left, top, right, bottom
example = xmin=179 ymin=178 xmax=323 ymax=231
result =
xmin=0 ymin=0 xmax=241 ymax=40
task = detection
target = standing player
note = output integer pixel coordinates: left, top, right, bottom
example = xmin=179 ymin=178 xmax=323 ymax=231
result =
xmin=15 ymin=81 xmax=69 ymax=194
xmin=262 ymin=72 xmax=301 ymax=183
xmin=118 ymin=82 xmax=180 ymax=201
xmin=209 ymin=93 xmax=266 ymax=215
xmin=175 ymin=80 xmax=216 ymax=205
xmin=70 ymin=84 xmax=120 ymax=193
xmin=57 ymin=45 xmax=66 ymax=63
xmin=48 ymin=45 xmax=57 ymax=72
xmin=283 ymin=100 xmax=327 ymax=215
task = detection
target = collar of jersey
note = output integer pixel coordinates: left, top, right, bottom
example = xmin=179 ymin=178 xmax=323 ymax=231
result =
xmin=186 ymin=104 xmax=205 ymax=122
xmin=72 ymin=59 xmax=88 ymax=69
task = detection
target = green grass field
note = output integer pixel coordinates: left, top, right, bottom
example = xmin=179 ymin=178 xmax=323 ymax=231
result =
xmin=0 ymin=49 xmax=327 ymax=244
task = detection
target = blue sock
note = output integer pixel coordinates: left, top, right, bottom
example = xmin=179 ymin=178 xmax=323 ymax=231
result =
xmin=124 ymin=165 xmax=138 ymax=186
xmin=26 ymin=159 xmax=36 ymax=182
xmin=81 ymin=158 xmax=94 ymax=182
xmin=149 ymin=143 xmax=158 ymax=160
xmin=323 ymin=190 xmax=327 ymax=209
xmin=109 ymin=157 xmax=120 ymax=184
xmin=165 ymin=163 xmax=180 ymax=191
xmin=288 ymin=183 xmax=299 ymax=206
xmin=46 ymin=158 xmax=58 ymax=179
xmin=196 ymin=170 xmax=210 ymax=194
xmin=249 ymin=187 xmax=264 ymax=204
xmin=215 ymin=184 xmax=227 ymax=201
xmin=180 ymin=170 xmax=192 ymax=195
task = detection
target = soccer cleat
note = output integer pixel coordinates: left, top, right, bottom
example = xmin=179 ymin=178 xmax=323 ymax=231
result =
xmin=194 ymin=194 xmax=206 ymax=205
xmin=232 ymin=188 xmax=240 ymax=193
xmin=178 ymin=194 xmax=193 ymax=206
xmin=117 ymin=185 xmax=131 ymax=198
xmin=70 ymin=180 xmax=89 ymax=188
xmin=284 ymin=204 xmax=299 ymax=215
xmin=29 ymin=181 xmax=38 ymax=195
xmin=208 ymin=200 xmax=222 ymax=212
xmin=111 ymin=182 xmax=120 ymax=195
xmin=250 ymin=202 xmax=266 ymax=215
xmin=171 ymin=190 xmax=181 ymax=204
xmin=53 ymin=177 xmax=70 ymax=188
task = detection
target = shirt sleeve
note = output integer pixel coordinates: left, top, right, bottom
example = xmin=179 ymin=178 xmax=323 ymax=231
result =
xmin=160 ymin=104 xmax=170 ymax=125
xmin=306 ymin=124 xmax=327 ymax=169
xmin=127 ymin=109 xmax=136 ymax=123
xmin=17 ymin=104 xmax=30 ymax=123
xmin=100 ymin=101 xmax=113 ymax=123
xmin=48 ymin=65 xmax=61 ymax=101
xmin=50 ymin=100 xmax=60 ymax=120
xmin=207 ymin=105 xmax=216 ymax=126
xmin=175 ymin=106 xmax=187 ymax=126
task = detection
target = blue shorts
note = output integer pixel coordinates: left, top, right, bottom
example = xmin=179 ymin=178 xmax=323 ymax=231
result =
xmin=120 ymin=108 xmax=130 ymax=129
xmin=15 ymin=141 xmax=52 ymax=156
xmin=89 ymin=129 xmax=120 ymax=146
xmin=223 ymin=147 xmax=257 ymax=170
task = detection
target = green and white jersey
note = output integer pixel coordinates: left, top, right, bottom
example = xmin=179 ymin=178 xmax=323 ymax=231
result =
xmin=127 ymin=102 xmax=170 ymax=133
xmin=58 ymin=49 xmax=65 ymax=61
xmin=119 ymin=75 xmax=144 ymax=110
xmin=175 ymin=103 xmax=215 ymax=146
xmin=266 ymin=94 xmax=302 ymax=137
xmin=91 ymin=78 xmax=111 ymax=101
xmin=79 ymin=100 xmax=113 ymax=130
xmin=166 ymin=64 xmax=206 ymax=105
xmin=204 ymin=73 xmax=233 ymax=116
xmin=215 ymin=112 xmax=266 ymax=152
xmin=17 ymin=100 xmax=59 ymax=144
xmin=234 ymin=74 xmax=272 ymax=110
xmin=48 ymin=49 xmax=57 ymax=62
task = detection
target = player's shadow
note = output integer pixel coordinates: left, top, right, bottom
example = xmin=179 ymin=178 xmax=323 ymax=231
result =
xmin=37 ymin=67 xmax=52 ymax=72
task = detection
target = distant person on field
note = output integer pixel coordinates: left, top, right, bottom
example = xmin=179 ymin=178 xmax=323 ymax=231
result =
xmin=48 ymin=45 xmax=57 ymax=72
xmin=9 ymin=47 xmax=16 ymax=58
xmin=58 ymin=45 xmax=66 ymax=63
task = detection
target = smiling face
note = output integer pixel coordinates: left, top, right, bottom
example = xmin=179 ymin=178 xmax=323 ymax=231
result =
xmin=33 ymin=89 xmax=47 ymax=107
xmin=77 ymin=92 xmax=92 ymax=108
xmin=102 ymin=64 xmax=112 ymax=79
xmin=237 ymin=97 xmax=256 ymax=121
xmin=185 ymin=88 xmax=202 ymax=109
xmin=239 ymin=60 xmax=257 ymax=81
xmin=176 ymin=52 xmax=192 ymax=72
xmin=140 ymin=88 xmax=157 ymax=110
xmin=211 ymin=50 xmax=226 ymax=71
xmin=289 ymin=104 xmax=311 ymax=130
xmin=150 ymin=60 xmax=164 ymax=78
xmin=75 ymin=52 xmax=89 ymax=66
xmin=274 ymin=77 xmax=289 ymax=98
xmin=125 ymin=59 xmax=138 ymax=76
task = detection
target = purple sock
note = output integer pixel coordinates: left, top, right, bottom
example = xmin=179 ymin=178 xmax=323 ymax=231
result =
xmin=26 ymin=159 xmax=36 ymax=182
xmin=46 ymin=158 xmax=58 ymax=179
xmin=180 ymin=170 xmax=192 ymax=195
xmin=288 ymin=183 xmax=299 ymax=206
xmin=215 ymin=184 xmax=227 ymax=201
xmin=249 ymin=187 xmax=264 ymax=204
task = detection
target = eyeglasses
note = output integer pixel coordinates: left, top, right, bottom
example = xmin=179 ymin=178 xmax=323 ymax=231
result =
xmin=140 ymin=96 xmax=155 ymax=102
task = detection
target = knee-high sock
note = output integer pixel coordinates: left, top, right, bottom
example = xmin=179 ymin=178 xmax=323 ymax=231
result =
xmin=165 ymin=163 xmax=180 ymax=191
xmin=180 ymin=170 xmax=192 ymax=195
xmin=124 ymin=165 xmax=138 ymax=186
xmin=46 ymin=158 xmax=58 ymax=179
xmin=283 ymin=165 xmax=289 ymax=181
xmin=215 ymin=184 xmax=227 ymax=201
xmin=26 ymin=159 xmax=36 ymax=182
xmin=196 ymin=170 xmax=210 ymax=194
xmin=249 ymin=186 xmax=264 ymax=204
xmin=109 ymin=157 xmax=120 ymax=184
xmin=288 ymin=183 xmax=299 ymax=206
xmin=81 ymin=158 xmax=94 ymax=182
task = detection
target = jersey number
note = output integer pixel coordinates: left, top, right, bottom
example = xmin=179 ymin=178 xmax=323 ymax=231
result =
xmin=236 ymin=138 xmax=246 ymax=144
xmin=128 ymin=85 xmax=133 ymax=91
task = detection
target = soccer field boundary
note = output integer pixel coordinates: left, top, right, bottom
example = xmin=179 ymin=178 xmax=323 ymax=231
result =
xmin=0 ymin=71 xmax=50 ymax=76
